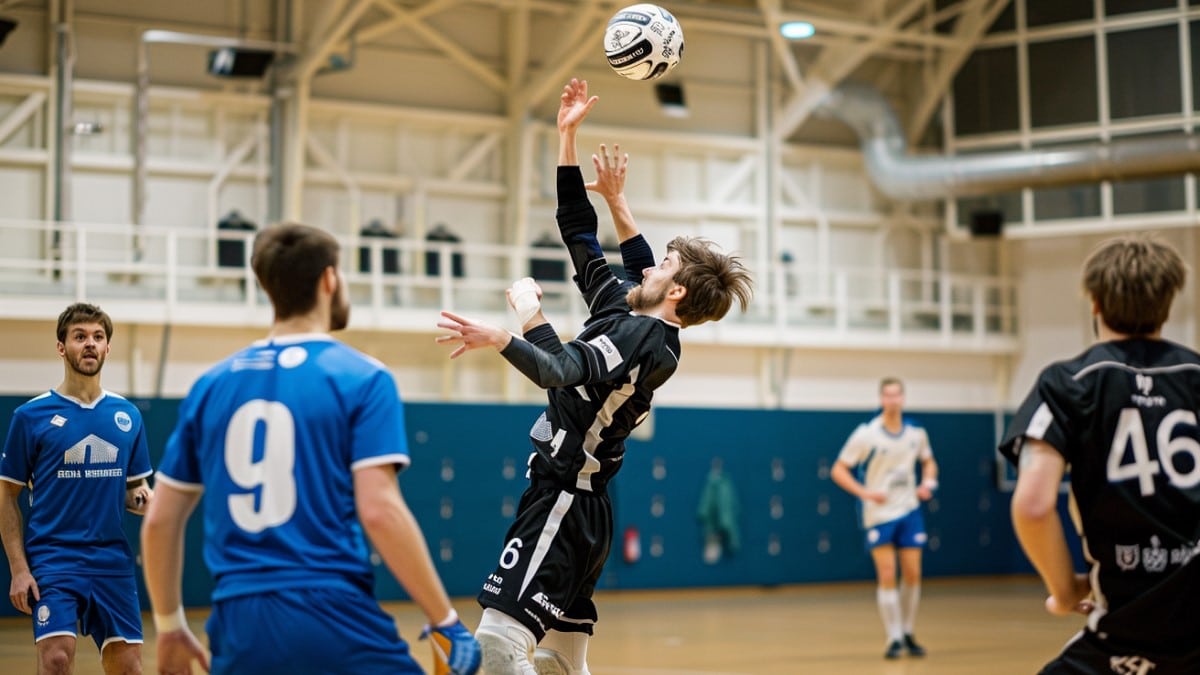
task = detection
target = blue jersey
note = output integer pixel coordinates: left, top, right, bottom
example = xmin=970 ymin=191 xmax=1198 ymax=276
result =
xmin=156 ymin=334 xmax=411 ymax=601
xmin=0 ymin=390 xmax=153 ymax=577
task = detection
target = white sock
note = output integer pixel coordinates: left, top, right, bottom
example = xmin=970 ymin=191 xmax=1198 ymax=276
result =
xmin=536 ymin=629 xmax=591 ymax=675
xmin=900 ymin=583 xmax=920 ymax=635
xmin=876 ymin=587 xmax=903 ymax=642
xmin=476 ymin=608 xmax=538 ymax=675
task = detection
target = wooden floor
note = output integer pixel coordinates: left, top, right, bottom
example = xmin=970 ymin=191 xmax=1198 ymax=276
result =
xmin=0 ymin=576 xmax=1076 ymax=674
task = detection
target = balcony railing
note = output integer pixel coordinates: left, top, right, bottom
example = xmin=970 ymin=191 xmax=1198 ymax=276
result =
xmin=0 ymin=218 xmax=1018 ymax=352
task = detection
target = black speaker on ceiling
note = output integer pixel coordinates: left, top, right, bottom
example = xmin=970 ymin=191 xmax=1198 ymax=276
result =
xmin=207 ymin=48 xmax=275 ymax=78
xmin=969 ymin=209 xmax=1004 ymax=237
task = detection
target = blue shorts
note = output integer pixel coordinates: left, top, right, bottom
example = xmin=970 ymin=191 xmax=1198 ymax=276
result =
xmin=207 ymin=587 xmax=422 ymax=675
xmin=33 ymin=573 xmax=143 ymax=651
xmin=864 ymin=509 xmax=927 ymax=551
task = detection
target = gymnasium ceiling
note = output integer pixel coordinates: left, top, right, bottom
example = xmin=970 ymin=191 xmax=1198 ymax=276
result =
xmin=284 ymin=0 xmax=1008 ymax=145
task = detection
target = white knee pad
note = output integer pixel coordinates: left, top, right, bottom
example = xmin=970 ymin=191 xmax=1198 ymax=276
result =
xmin=534 ymin=630 xmax=590 ymax=675
xmin=475 ymin=609 xmax=538 ymax=675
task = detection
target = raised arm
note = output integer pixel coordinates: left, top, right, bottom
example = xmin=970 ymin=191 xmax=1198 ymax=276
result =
xmin=587 ymin=143 xmax=655 ymax=280
xmin=557 ymin=78 xmax=598 ymax=167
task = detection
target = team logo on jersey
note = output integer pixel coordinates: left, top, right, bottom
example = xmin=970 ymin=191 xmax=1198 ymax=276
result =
xmin=50 ymin=415 xmax=67 ymax=428
xmin=114 ymin=410 xmax=132 ymax=432
xmin=1115 ymin=544 xmax=1140 ymax=572
xmin=1135 ymin=373 xmax=1153 ymax=396
xmin=867 ymin=529 xmax=880 ymax=544
xmin=63 ymin=434 xmax=118 ymax=465
xmin=1109 ymin=655 xmax=1157 ymax=675
xmin=1142 ymin=536 xmax=1168 ymax=573
xmin=278 ymin=346 xmax=308 ymax=369
xmin=36 ymin=604 xmax=49 ymax=626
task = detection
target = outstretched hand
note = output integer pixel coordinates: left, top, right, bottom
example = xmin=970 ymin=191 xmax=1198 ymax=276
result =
xmin=586 ymin=143 xmax=628 ymax=201
xmin=436 ymin=311 xmax=513 ymax=359
xmin=558 ymin=78 xmax=599 ymax=134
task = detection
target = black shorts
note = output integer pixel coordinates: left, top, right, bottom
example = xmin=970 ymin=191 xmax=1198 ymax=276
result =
xmin=1042 ymin=630 xmax=1200 ymax=675
xmin=477 ymin=483 xmax=613 ymax=641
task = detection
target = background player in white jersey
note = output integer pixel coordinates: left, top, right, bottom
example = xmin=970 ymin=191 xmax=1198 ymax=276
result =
xmin=436 ymin=78 xmax=753 ymax=675
xmin=140 ymin=223 xmax=479 ymax=675
xmin=1002 ymin=235 xmax=1200 ymax=674
xmin=831 ymin=377 xmax=938 ymax=659
xmin=0 ymin=302 xmax=154 ymax=675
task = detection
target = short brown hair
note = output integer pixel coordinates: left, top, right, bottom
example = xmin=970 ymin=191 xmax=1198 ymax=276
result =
xmin=879 ymin=376 xmax=904 ymax=393
xmin=1083 ymin=235 xmax=1185 ymax=336
xmin=56 ymin=303 xmax=112 ymax=343
xmin=667 ymin=236 xmax=753 ymax=327
xmin=252 ymin=222 xmax=341 ymax=320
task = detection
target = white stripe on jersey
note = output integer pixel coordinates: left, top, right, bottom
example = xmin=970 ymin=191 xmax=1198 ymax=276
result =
xmin=577 ymin=366 xmax=640 ymax=492
xmin=1072 ymin=360 xmax=1200 ymax=381
xmin=519 ymin=490 xmax=575 ymax=599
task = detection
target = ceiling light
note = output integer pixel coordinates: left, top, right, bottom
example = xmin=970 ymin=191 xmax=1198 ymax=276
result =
xmin=780 ymin=21 xmax=816 ymax=40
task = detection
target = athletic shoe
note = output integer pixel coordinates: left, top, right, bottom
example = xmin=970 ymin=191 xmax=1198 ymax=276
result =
xmin=533 ymin=648 xmax=570 ymax=675
xmin=884 ymin=640 xmax=903 ymax=659
xmin=904 ymin=634 xmax=927 ymax=657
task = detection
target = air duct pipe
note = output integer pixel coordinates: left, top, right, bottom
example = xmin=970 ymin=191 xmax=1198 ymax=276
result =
xmin=819 ymin=83 xmax=1200 ymax=201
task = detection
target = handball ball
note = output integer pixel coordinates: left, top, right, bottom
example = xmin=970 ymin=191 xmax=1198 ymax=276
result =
xmin=604 ymin=4 xmax=684 ymax=81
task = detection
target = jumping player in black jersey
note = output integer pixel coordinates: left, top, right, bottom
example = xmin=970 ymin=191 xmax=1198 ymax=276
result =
xmin=436 ymin=77 xmax=753 ymax=675
xmin=1001 ymin=235 xmax=1200 ymax=675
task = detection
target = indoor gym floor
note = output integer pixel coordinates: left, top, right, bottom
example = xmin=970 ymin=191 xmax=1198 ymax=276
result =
xmin=0 ymin=576 xmax=1079 ymax=674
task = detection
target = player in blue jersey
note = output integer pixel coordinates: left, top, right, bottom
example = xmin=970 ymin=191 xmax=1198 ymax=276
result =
xmin=0 ymin=302 xmax=154 ymax=675
xmin=140 ymin=223 xmax=479 ymax=675
xmin=1002 ymin=236 xmax=1200 ymax=674
xmin=831 ymin=377 xmax=939 ymax=660
xmin=436 ymin=78 xmax=753 ymax=675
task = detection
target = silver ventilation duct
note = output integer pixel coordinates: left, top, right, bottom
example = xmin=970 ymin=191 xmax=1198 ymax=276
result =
xmin=818 ymin=83 xmax=1200 ymax=201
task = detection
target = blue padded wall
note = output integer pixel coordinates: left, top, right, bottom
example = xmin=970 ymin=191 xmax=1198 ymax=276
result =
xmin=0 ymin=396 xmax=1071 ymax=618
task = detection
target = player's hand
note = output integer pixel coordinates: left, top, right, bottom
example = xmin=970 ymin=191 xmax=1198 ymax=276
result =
xmin=916 ymin=485 xmax=934 ymax=501
xmin=586 ymin=143 xmax=628 ymax=200
xmin=557 ymin=78 xmax=599 ymax=134
xmin=421 ymin=618 xmax=481 ymax=675
xmin=436 ymin=311 xmax=513 ymax=358
xmin=8 ymin=572 xmax=39 ymax=615
xmin=862 ymin=490 xmax=888 ymax=505
xmin=1045 ymin=573 xmax=1093 ymax=616
xmin=156 ymin=626 xmax=210 ymax=675
xmin=126 ymin=484 xmax=154 ymax=515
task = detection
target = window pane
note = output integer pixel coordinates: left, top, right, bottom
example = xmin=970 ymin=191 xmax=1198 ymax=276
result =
xmin=953 ymin=47 xmax=1019 ymax=135
xmin=1029 ymin=37 xmax=1097 ymax=127
xmin=1108 ymin=26 xmax=1181 ymax=119
xmin=1033 ymin=184 xmax=1101 ymax=220
xmin=1194 ymin=21 xmax=1200 ymax=111
xmin=1113 ymin=177 xmax=1186 ymax=214
xmin=1026 ymin=0 xmax=1093 ymax=27
xmin=989 ymin=3 xmax=1016 ymax=33
xmin=1106 ymin=0 xmax=1175 ymax=15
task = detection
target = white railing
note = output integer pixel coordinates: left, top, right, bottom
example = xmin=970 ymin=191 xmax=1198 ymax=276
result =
xmin=0 ymin=218 xmax=1019 ymax=352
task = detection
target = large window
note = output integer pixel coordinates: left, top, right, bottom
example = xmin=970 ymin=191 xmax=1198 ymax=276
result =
xmin=1026 ymin=1 xmax=1092 ymax=27
xmin=1107 ymin=26 xmax=1182 ymax=119
xmin=953 ymin=47 xmax=1019 ymax=135
xmin=1193 ymin=21 xmax=1200 ymax=112
xmin=1033 ymin=184 xmax=1101 ymax=221
xmin=1106 ymin=0 xmax=1175 ymax=15
xmin=1029 ymin=37 xmax=1097 ymax=127
xmin=1113 ymin=177 xmax=1186 ymax=215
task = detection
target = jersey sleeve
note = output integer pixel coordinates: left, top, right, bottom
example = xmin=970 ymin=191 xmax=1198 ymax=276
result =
xmin=156 ymin=383 xmax=206 ymax=491
xmin=836 ymin=425 xmax=870 ymax=467
xmin=999 ymin=365 xmax=1074 ymax=465
xmin=620 ymin=234 xmax=655 ymax=282
xmin=918 ymin=428 xmax=933 ymax=461
xmin=0 ymin=408 xmax=32 ymax=486
xmin=126 ymin=409 xmax=153 ymax=481
xmin=348 ymin=369 xmax=410 ymax=472
xmin=556 ymin=166 xmax=631 ymax=317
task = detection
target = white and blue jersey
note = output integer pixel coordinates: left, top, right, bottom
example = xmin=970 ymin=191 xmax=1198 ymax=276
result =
xmin=837 ymin=414 xmax=933 ymax=529
xmin=0 ymin=390 xmax=152 ymax=577
xmin=156 ymin=334 xmax=411 ymax=601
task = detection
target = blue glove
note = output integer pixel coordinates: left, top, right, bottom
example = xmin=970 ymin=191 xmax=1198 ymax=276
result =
xmin=421 ymin=618 xmax=481 ymax=675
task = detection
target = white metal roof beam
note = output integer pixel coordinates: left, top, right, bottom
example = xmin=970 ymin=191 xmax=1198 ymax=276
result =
xmin=515 ymin=0 xmax=603 ymax=111
xmin=298 ymin=0 xmax=376 ymax=80
xmin=373 ymin=0 xmax=508 ymax=92
xmin=757 ymin=0 xmax=807 ymax=94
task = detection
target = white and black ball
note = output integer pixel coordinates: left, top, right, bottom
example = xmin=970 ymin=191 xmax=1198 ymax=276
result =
xmin=604 ymin=4 xmax=685 ymax=81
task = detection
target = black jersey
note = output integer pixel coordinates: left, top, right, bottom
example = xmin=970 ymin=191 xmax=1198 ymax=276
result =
xmin=1000 ymin=339 xmax=1200 ymax=656
xmin=499 ymin=167 xmax=679 ymax=493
